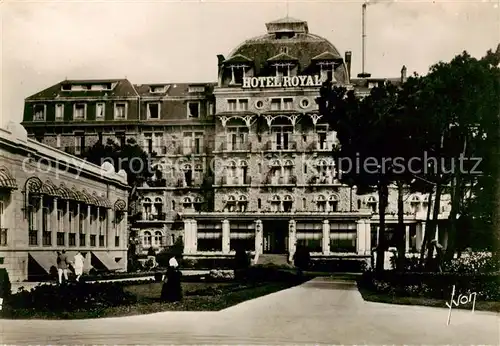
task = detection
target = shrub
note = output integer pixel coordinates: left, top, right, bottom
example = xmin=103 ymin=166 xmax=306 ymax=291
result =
xmin=358 ymin=271 xmax=500 ymax=301
xmin=8 ymin=282 xmax=137 ymax=312
xmin=293 ymin=246 xmax=311 ymax=270
xmin=442 ymin=252 xmax=499 ymax=274
xmin=0 ymin=268 xmax=11 ymax=300
xmin=208 ymin=269 xmax=235 ymax=281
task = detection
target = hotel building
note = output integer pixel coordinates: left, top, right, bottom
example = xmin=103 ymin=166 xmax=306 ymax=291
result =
xmin=0 ymin=122 xmax=129 ymax=282
xmin=21 ymin=18 xmax=451 ymax=266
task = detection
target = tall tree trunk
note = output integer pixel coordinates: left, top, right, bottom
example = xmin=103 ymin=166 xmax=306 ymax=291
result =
xmin=419 ymin=188 xmax=434 ymax=266
xmin=426 ymin=183 xmax=443 ymax=270
xmin=396 ymin=181 xmax=406 ymax=271
xmin=493 ymin=112 xmax=500 ymax=262
xmin=445 ymin=176 xmax=461 ymax=262
xmin=376 ymin=182 xmax=388 ymax=273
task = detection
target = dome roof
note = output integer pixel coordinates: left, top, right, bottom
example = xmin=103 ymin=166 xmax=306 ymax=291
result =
xmin=225 ymin=18 xmax=348 ymax=83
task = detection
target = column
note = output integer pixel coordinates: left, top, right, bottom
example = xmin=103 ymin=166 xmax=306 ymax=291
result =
xmin=322 ymin=219 xmax=330 ymax=255
xmin=356 ymin=219 xmax=366 ymax=254
xmin=52 ymin=197 xmax=58 ymax=247
xmin=364 ymin=220 xmax=371 ymax=255
xmin=66 ymin=201 xmax=71 ymax=246
xmin=191 ymin=219 xmax=197 ymax=253
xmin=222 ymin=219 xmax=230 ymax=254
xmin=405 ymin=225 xmax=410 ymax=253
xmin=183 ymin=219 xmax=192 ymax=254
xmin=37 ymin=195 xmax=43 ymax=246
xmin=75 ymin=203 xmax=80 ymax=247
xmin=288 ymin=219 xmax=296 ymax=262
xmin=106 ymin=209 xmax=113 ymax=248
xmin=416 ymin=223 xmax=423 ymax=251
xmin=86 ymin=205 xmax=91 ymax=245
xmin=122 ymin=211 xmax=128 ymax=249
xmin=254 ymin=219 xmax=263 ymax=254
xmin=96 ymin=207 xmax=100 ymax=242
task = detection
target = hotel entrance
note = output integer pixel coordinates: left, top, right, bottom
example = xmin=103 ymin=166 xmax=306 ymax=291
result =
xmin=263 ymin=220 xmax=288 ymax=254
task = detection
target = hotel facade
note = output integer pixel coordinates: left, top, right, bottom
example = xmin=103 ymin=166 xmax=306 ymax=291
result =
xmin=21 ymin=18 xmax=451 ymax=265
xmin=0 ymin=122 xmax=129 ymax=282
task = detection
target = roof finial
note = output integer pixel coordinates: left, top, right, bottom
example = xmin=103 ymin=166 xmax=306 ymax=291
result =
xmin=286 ymin=0 xmax=289 ymax=18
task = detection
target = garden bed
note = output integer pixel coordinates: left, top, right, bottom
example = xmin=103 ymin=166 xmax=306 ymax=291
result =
xmin=1 ymin=268 xmax=310 ymax=319
xmin=357 ymin=271 xmax=500 ymax=313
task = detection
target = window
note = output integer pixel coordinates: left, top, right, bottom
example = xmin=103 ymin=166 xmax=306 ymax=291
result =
xmin=57 ymin=232 xmax=65 ymax=246
xmin=187 ymin=102 xmax=200 ymax=118
xmin=74 ymin=132 xmax=85 ymax=155
xmin=188 ymin=86 xmax=205 ymax=93
xmin=90 ymin=235 xmax=96 ymax=247
xmin=208 ymin=102 xmax=215 ymax=115
xmin=115 ymin=236 xmax=120 ymax=247
xmin=96 ymin=103 xmax=105 ymax=119
xmin=280 ymin=46 xmax=289 ymax=54
xmin=319 ymin=62 xmax=335 ymax=82
xmin=33 ymin=104 xmax=46 ymax=121
xmin=228 ymin=65 xmax=247 ymax=85
xmin=228 ymin=99 xmax=237 ymax=111
xmin=257 ymin=198 xmax=262 ymax=209
xmin=114 ymin=103 xmax=127 ymax=119
xmin=300 ymin=98 xmax=310 ymax=108
xmin=143 ymin=231 xmax=152 ymax=247
xmin=239 ymin=99 xmax=248 ymax=111
xmin=147 ymin=103 xmax=160 ymax=119
xmin=227 ymin=127 xmax=248 ymax=151
xmin=56 ymin=134 xmax=61 ymax=148
xmin=99 ymin=235 xmax=105 ymax=247
xmin=275 ymin=64 xmax=291 ymax=77
xmin=150 ymin=85 xmax=165 ymax=93
xmin=73 ymin=103 xmax=86 ymax=120
xmin=302 ymin=198 xmax=307 ymax=210
xmin=270 ymin=99 xmax=281 ymax=111
xmin=69 ymin=233 xmax=76 ymax=246
xmin=55 ymin=104 xmax=64 ymax=120
xmin=283 ymin=98 xmax=293 ymax=110
xmin=143 ymin=133 xmax=153 ymax=153
xmin=154 ymin=231 xmax=163 ymax=247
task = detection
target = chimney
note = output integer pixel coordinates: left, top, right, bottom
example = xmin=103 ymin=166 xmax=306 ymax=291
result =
xmin=217 ymin=54 xmax=225 ymax=67
xmin=400 ymin=65 xmax=407 ymax=83
xmin=345 ymin=51 xmax=352 ymax=80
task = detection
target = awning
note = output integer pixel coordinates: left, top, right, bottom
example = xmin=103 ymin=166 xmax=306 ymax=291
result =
xmin=40 ymin=179 xmax=59 ymax=196
xmin=93 ymin=193 xmax=112 ymax=208
xmin=29 ymin=251 xmax=58 ymax=274
xmin=82 ymin=190 xmax=98 ymax=205
xmin=0 ymin=167 xmax=17 ymax=190
xmin=58 ymin=183 xmax=78 ymax=200
xmin=91 ymin=251 xmax=121 ymax=271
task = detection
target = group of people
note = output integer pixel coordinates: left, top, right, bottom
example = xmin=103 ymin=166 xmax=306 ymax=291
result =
xmin=56 ymin=250 xmax=85 ymax=284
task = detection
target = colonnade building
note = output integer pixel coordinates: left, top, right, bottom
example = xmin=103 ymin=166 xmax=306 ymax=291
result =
xmin=0 ymin=122 xmax=129 ymax=281
xmin=21 ymin=18 xmax=451 ymax=265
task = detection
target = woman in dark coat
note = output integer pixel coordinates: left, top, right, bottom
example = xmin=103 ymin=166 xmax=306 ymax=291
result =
xmin=160 ymin=259 xmax=183 ymax=302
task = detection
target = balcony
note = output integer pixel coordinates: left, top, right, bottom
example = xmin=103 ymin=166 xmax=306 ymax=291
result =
xmin=264 ymin=140 xmax=298 ymax=152
xmin=136 ymin=212 xmax=167 ymax=222
xmin=308 ymin=175 xmax=338 ymax=185
xmin=219 ymin=176 xmax=252 ymax=186
xmin=218 ymin=141 xmax=252 ymax=152
xmin=144 ymin=178 xmax=167 ymax=188
xmin=263 ymin=175 xmax=297 ymax=186
xmin=176 ymin=178 xmax=201 ymax=189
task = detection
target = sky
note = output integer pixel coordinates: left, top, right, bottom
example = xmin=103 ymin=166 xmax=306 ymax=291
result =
xmin=1 ymin=0 xmax=499 ymax=127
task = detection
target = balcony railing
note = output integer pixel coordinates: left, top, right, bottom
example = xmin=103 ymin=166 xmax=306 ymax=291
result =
xmin=218 ymin=140 xmax=252 ymax=152
xmin=145 ymin=178 xmax=167 ymax=188
xmin=263 ymin=175 xmax=297 ymax=185
xmin=139 ymin=212 xmax=167 ymax=221
xmin=265 ymin=140 xmax=298 ymax=151
xmin=220 ymin=176 xmax=252 ymax=186
xmin=308 ymin=175 xmax=337 ymax=185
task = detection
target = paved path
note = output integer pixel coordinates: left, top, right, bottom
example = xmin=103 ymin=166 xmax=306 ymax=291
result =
xmin=1 ymin=277 xmax=498 ymax=344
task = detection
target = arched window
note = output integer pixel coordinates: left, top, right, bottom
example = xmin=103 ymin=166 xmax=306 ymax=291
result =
xmin=143 ymin=198 xmax=152 ymax=218
xmin=283 ymin=195 xmax=293 ymax=212
xmin=284 ymin=160 xmax=294 ymax=166
xmin=328 ymin=195 xmax=339 ymax=212
xmin=154 ymin=231 xmax=163 ymax=247
xmin=154 ymin=197 xmax=163 ymax=215
xmin=317 ymin=195 xmax=327 ymax=212
xmin=302 ymin=197 xmax=307 ymax=210
xmin=410 ymin=195 xmax=421 ymax=214
xmin=172 ymin=200 xmax=176 ymax=210
xmin=143 ymin=231 xmax=152 ymax=247
xmin=366 ymin=196 xmax=377 ymax=213
xmin=257 ymin=198 xmax=262 ymax=209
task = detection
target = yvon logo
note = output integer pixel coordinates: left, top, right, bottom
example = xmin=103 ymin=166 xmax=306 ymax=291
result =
xmin=446 ymin=285 xmax=476 ymax=325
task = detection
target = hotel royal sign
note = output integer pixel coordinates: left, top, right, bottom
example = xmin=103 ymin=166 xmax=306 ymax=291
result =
xmin=242 ymin=75 xmax=322 ymax=88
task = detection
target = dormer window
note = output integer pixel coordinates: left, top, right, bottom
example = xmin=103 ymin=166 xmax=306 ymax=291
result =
xmin=274 ymin=63 xmax=292 ymax=77
xmin=147 ymin=103 xmax=160 ymax=119
xmin=318 ymin=62 xmax=336 ymax=82
xmin=229 ymin=65 xmax=248 ymax=85
xmin=73 ymin=103 xmax=86 ymax=120
xmin=187 ymin=102 xmax=199 ymax=118
xmin=188 ymin=86 xmax=205 ymax=93
xmin=150 ymin=85 xmax=165 ymax=93
xmin=114 ymin=103 xmax=127 ymax=119
xmin=280 ymin=47 xmax=289 ymax=54
xmin=33 ymin=104 xmax=46 ymax=121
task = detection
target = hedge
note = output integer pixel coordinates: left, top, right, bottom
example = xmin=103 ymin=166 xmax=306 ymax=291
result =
xmin=358 ymin=271 xmax=500 ymax=301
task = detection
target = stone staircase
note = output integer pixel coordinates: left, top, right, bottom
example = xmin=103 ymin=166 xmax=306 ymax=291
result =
xmin=255 ymin=254 xmax=294 ymax=268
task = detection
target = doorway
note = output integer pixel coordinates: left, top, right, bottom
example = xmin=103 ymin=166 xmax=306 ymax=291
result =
xmin=263 ymin=220 xmax=289 ymax=254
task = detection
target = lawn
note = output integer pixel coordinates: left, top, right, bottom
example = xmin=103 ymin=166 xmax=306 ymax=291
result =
xmin=2 ymin=279 xmax=302 ymax=319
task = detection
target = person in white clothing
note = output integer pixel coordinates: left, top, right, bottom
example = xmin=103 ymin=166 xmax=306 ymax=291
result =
xmin=73 ymin=251 xmax=85 ymax=282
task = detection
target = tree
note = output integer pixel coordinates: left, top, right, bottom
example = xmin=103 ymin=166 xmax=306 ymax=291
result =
xmin=85 ymin=138 xmax=153 ymax=189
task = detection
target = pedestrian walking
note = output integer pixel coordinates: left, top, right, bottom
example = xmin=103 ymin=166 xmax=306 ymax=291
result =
xmin=73 ymin=251 xmax=84 ymax=282
xmin=57 ymin=249 xmax=70 ymax=284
